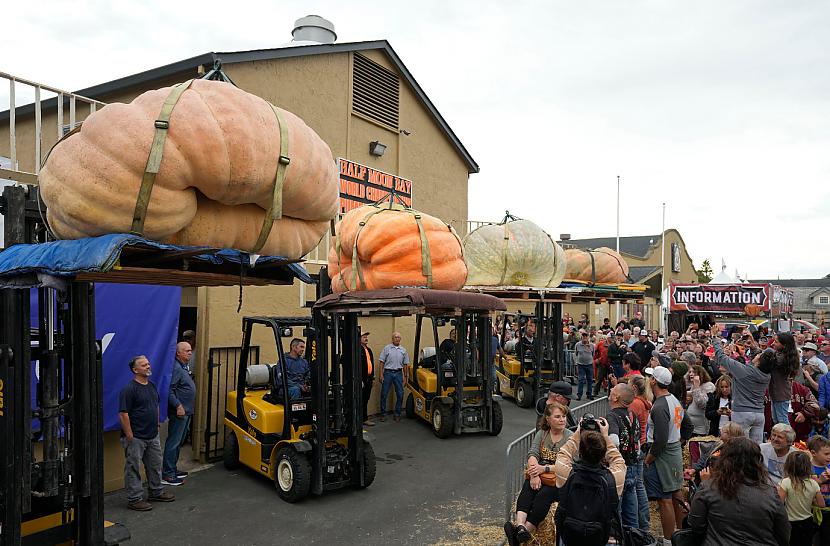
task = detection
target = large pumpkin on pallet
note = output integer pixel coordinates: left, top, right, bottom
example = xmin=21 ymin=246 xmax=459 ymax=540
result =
xmin=463 ymin=218 xmax=566 ymax=287
xmin=564 ymin=247 xmax=629 ymax=284
xmin=39 ymin=79 xmax=339 ymax=259
xmin=328 ymin=205 xmax=467 ymax=293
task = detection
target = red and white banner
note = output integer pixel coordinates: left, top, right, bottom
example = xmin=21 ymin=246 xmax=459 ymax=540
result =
xmin=669 ymin=283 xmax=770 ymax=313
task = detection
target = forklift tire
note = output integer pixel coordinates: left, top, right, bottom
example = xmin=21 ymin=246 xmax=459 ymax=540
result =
xmin=431 ymin=402 xmax=454 ymax=439
xmin=489 ymin=401 xmax=504 ymax=436
xmin=274 ymin=446 xmax=312 ymax=503
xmin=223 ymin=430 xmax=241 ymax=470
xmin=515 ymin=380 xmax=533 ymax=408
xmin=358 ymin=440 xmax=377 ymax=488
xmin=405 ymin=394 xmax=415 ymax=419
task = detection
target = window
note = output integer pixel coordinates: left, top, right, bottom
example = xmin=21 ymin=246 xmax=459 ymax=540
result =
xmin=819 ymin=296 xmax=829 ymax=305
xmin=352 ymin=53 xmax=400 ymax=130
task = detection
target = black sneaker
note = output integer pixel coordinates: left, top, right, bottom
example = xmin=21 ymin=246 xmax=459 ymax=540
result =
xmin=161 ymin=477 xmax=184 ymax=486
xmin=515 ymin=524 xmax=532 ymax=543
xmin=503 ymin=522 xmax=518 ymax=546
xmin=176 ymin=471 xmax=189 ymax=479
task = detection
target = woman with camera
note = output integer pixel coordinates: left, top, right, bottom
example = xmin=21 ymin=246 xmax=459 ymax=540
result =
xmin=504 ymin=402 xmax=573 ymax=545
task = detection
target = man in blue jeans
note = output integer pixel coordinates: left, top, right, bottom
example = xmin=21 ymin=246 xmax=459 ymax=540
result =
xmin=606 ymin=383 xmax=649 ymax=529
xmin=378 ymin=332 xmax=410 ymax=422
xmin=574 ymin=332 xmax=595 ymax=400
xmin=278 ymin=338 xmax=310 ymax=400
xmin=163 ymin=342 xmax=196 ymax=486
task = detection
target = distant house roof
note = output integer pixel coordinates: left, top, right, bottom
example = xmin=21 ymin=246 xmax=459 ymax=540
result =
xmin=809 ymin=287 xmax=830 ymax=298
xmin=560 ymin=235 xmax=660 ymax=259
xmin=628 ymin=266 xmax=661 ymax=284
xmin=0 ymin=40 xmax=478 ymax=174
xmin=750 ymin=278 xmax=830 ymax=288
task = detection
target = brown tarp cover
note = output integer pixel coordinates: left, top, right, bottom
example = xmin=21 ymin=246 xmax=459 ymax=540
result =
xmin=314 ymin=288 xmax=507 ymax=313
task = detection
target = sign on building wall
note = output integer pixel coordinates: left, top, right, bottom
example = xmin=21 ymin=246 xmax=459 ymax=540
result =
xmin=671 ymin=243 xmax=681 ymax=272
xmin=669 ymin=283 xmax=770 ymax=313
xmin=337 ymin=158 xmax=412 ymax=214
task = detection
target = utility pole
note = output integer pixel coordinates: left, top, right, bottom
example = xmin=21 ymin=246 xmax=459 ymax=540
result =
xmin=615 ymin=175 xmax=621 ymax=323
xmin=660 ymin=202 xmax=666 ymax=335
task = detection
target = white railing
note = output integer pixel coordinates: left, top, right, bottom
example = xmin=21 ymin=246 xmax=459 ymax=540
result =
xmin=1 ymin=71 xmax=105 ymax=185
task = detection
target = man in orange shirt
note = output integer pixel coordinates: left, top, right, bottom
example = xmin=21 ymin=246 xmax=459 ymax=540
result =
xmin=359 ymin=331 xmax=376 ymax=426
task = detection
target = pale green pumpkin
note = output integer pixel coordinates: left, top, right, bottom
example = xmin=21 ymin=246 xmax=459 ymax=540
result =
xmin=463 ymin=219 xmax=566 ymax=287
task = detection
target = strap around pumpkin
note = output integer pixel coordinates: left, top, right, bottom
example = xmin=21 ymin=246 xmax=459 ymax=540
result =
xmin=131 ymin=79 xmax=194 ymax=235
xmin=249 ymin=103 xmax=291 ymax=253
xmin=347 ymin=204 xmax=435 ymax=291
xmin=498 ymin=221 xmax=511 ymax=286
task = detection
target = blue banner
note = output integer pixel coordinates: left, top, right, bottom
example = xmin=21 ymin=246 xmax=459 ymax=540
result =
xmin=30 ymin=283 xmax=181 ymax=431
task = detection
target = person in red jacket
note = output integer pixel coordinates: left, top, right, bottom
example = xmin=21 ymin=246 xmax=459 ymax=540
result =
xmin=593 ymin=334 xmax=611 ymax=397
xmin=763 ymin=381 xmax=820 ymax=441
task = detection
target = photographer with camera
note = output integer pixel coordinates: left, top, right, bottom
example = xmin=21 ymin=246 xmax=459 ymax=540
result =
xmin=553 ymin=414 xmax=626 ymax=546
xmin=644 ymin=366 xmax=693 ymax=546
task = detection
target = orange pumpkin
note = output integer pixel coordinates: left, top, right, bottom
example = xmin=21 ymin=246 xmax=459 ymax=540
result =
xmin=744 ymin=304 xmax=762 ymax=317
xmin=39 ymin=79 xmax=339 ymax=259
xmin=564 ymin=247 xmax=629 ymax=284
xmin=328 ymin=205 xmax=467 ymax=293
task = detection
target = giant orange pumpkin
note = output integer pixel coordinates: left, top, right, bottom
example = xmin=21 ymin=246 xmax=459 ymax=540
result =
xmin=564 ymin=247 xmax=629 ymax=284
xmin=328 ymin=205 xmax=467 ymax=293
xmin=39 ymin=79 xmax=339 ymax=259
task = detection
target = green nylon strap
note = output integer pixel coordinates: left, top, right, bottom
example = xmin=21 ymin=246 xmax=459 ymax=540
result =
xmin=413 ymin=214 xmax=433 ymax=288
xmin=350 ymin=206 xmax=387 ymax=290
xmin=499 ymin=222 xmax=511 ymax=285
xmin=347 ymin=204 xmax=435 ymax=290
xmin=131 ymin=79 xmax=195 ymax=235
xmin=249 ymin=103 xmax=291 ymax=253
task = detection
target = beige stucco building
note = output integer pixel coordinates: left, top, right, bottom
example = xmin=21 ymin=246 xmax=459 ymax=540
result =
xmin=559 ymin=229 xmax=698 ymax=330
xmin=1 ymin=37 xmax=478 ymax=490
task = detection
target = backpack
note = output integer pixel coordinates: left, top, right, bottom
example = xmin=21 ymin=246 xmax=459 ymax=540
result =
xmin=555 ymin=462 xmax=618 ymax=546
xmin=609 ymin=410 xmax=640 ymax=466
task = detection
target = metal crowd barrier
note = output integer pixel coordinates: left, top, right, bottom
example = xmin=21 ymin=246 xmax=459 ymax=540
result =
xmin=503 ymin=396 xmax=609 ymax=522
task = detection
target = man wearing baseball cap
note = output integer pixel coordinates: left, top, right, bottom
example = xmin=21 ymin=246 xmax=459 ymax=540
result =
xmin=631 ymin=330 xmax=656 ymax=374
xmin=644 ymin=366 xmax=692 ymax=544
xmin=536 ymin=381 xmax=577 ymax=429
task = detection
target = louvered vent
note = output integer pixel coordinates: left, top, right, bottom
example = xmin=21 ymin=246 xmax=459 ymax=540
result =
xmin=352 ymin=53 xmax=399 ymax=129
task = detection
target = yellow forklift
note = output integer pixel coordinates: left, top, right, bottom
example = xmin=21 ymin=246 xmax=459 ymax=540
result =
xmin=223 ymin=309 xmax=375 ymax=503
xmin=400 ymin=292 xmax=507 ymax=438
xmin=495 ymin=302 xmax=563 ymax=408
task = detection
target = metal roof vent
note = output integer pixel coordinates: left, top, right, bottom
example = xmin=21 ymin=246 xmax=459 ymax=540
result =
xmin=291 ymin=15 xmax=337 ymax=44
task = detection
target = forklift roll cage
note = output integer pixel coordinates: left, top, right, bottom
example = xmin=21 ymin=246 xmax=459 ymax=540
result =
xmin=227 ymin=311 xmax=370 ymax=495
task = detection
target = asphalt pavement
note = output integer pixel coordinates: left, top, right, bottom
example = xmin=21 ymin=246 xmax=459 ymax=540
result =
xmin=105 ymin=399 xmax=536 ymax=546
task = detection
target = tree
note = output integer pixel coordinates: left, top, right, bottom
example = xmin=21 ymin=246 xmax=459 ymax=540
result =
xmin=695 ymin=259 xmax=713 ymax=283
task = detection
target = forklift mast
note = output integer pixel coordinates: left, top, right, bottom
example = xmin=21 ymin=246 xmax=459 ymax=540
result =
xmin=0 ymin=185 xmax=106 ymax=545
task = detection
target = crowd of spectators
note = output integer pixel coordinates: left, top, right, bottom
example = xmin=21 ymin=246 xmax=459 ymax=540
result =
xmin=504 ymin=313 xmax=830 ymax=546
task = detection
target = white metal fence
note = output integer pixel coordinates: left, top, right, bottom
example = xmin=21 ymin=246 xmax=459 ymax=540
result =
xmin=1 ymin=71 xmax=105 ymax=185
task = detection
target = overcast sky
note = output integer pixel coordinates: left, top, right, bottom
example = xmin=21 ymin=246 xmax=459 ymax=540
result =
xmin=4 ymin=1 xmax=828 ymax=279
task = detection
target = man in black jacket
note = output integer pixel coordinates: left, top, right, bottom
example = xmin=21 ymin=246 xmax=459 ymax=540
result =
xmin=359 ymin=331 xmax=376 ymax=426
xmin=631 ymin=331 xmax=656 ymax=372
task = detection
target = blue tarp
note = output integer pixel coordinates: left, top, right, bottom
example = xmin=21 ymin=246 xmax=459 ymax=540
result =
xmin=0 ymin=233 xmax=313 ymax=285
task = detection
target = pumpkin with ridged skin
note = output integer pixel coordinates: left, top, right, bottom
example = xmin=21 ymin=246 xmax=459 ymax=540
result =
xmin=328 ymin=205 xmax=467 ymax=293
xmin=39 ymin=79 xmax=339 ymax=258
xmin=463 ymin=219 xmax=566 ymax=287
xmin=564 ymin=247 xmax=629 ymax=284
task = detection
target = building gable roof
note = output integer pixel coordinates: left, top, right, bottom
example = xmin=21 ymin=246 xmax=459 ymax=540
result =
xmin=561 ymin=235 xmax=658 ymax=258
xmin=809 ymin=287 xmax=830 ymax=298
xmin=751 ymin=278 xmax=830 ymax=288
xmin=1 ymin=40 xmax=479 ymax=174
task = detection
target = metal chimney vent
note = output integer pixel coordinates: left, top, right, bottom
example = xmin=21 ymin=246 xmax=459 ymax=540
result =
xmin=292 ymin=15 xmax=337 ymax=44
